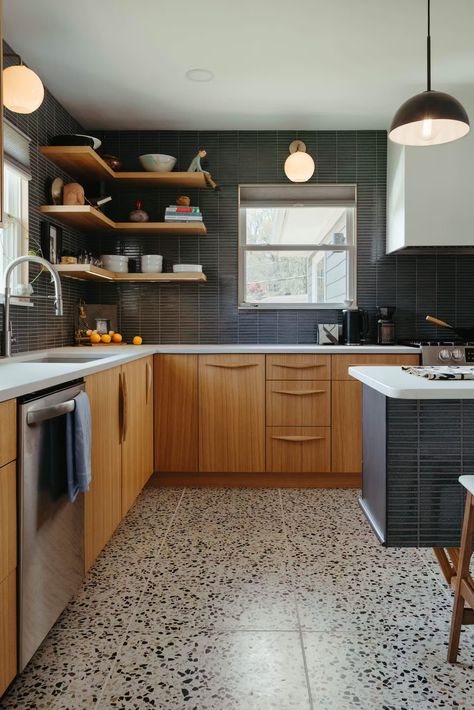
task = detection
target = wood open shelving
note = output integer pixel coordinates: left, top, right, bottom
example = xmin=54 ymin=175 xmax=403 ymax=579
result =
xmin=55 ymin=263 xmax=207 ymax=284
xmin=39 ymin=205 xmax=207 ymax=235
xmin=40 ymin=146 xmax=208 ymax=188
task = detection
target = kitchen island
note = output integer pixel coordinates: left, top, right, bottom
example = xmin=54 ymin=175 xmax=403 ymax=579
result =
xmin=349 ymin=365 xmax=473 ymax=548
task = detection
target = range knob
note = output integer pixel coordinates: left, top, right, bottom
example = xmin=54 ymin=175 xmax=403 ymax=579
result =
xmin=452 ymin=348 xmax=464 ymax=362
xmin=438 ymin=349 xmax=452 ymax=362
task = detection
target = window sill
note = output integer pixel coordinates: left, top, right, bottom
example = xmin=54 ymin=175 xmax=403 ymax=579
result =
xmin=238 ymin=302 xmax=349 ymax=310
xmin=0 ymin=295 xmax=34 ymax=308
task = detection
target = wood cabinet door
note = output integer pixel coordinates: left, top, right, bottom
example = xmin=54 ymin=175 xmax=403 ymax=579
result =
xmin=266 ymin=354 xmax=331 ymax=380
xmin=154 ymin=354 xmax=198 ymax=473
xmin=199 ymin=355 xmax=265 ymax=473
xmin=0 ymin=462 xmax=16 ymax=583
xmin=142 ymin=356 xmax=154 ymax=487
xmin=84 ymin=367 xmax=122 ymax=571
xmin=0 ymin=572 xmax=16 ymax=695
xmin=331 ymin=380 xmax=363 ymax=473
xmin=121 ymin=358 xmax=153 ymax=515
xmin=332 ymin=354 xmax=420 ymax=380
xmin=266 ymin=380 xmax=331 ymax=427
xmin=266 ymin=427 xmax=330 ymax=473
xmin=0 ymin=400 xmax=16 ymax=468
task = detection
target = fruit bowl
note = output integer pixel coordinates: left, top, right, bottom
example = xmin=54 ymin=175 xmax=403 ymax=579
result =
xmin=139 ymin=154 xmax=177 ymax=172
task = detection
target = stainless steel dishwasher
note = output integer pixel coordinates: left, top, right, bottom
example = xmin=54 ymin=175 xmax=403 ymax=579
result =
xmin=18 ymin=380 xmax=85 ymax=671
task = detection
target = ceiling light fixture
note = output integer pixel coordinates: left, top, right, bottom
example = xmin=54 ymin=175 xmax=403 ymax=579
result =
xmin=185 ymin=68 xmax=214 ymax=82
xmin=3 ymin=52 xmax=44 ymax=114
xmin=284 ymin=140 xmax=315 ymax=182
xmin=389 ymin=0 xmax=469 ymax=146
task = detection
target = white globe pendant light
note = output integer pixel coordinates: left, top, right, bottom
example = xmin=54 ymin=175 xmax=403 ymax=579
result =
xmin=284 ymin=140 xmax=315 ymax=182
xmin=3 ymin=62 xmax=44 ymax=114
xmin=389 ymin=0 xmax=469 ymax=146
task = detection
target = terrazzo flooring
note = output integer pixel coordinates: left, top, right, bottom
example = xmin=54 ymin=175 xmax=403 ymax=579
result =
xmin=1 ymin=483 xmax=473 ymax=709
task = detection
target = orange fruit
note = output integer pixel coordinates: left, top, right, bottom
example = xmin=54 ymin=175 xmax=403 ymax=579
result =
xmin=112 ymin=333 xmax=122 ymax=343
xmin=132 ymin=336 xmax=143 ymax=345
xmin=90 ymin=332 xmax=101 ymax=344
xmin=101 ymin=334 xmax=111 ymax=344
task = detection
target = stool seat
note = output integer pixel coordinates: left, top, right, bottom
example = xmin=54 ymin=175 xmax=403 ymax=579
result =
xmin=459 ymin=475 xmax=474 ymax=496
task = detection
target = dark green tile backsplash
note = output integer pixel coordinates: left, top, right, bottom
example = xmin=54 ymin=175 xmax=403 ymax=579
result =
xmin=2 ymin=41 xmax=474 ymax=351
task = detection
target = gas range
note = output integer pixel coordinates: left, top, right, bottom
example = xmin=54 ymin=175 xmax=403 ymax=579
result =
xmin=402 ymin=340 xmax=474 ymax=366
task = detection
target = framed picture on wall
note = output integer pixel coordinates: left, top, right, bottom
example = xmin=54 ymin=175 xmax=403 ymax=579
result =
xmin=40 ymin=221 xmax=62 ymax=264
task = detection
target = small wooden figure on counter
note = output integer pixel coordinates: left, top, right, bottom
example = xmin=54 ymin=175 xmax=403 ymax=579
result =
xmin=74 ymin=299 xmax=91 ymax=346
xmin=187 ymin=148 xmax=220 ymax=191
xmin=63 ymin=182 xmax=85 ymax=205
xmin=129 ymin=199 xmax=149 ymax=222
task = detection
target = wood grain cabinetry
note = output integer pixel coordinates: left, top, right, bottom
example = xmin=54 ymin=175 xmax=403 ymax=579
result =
xmin=84 ymin=367 xmax=122 ymax=571
xmin=199 ymin=355 xmax=265 ymax=472
xmin=154 ymin=355 xmax=198 ymax=473
xmin=0 ymin=400 xmax=16 ymax=467
xmin=266 ymin=354 xmax=331 ymax=380
xmin=0 ymin=462 xmax=16 ymax=583
xmin=266 ymin=427 xmax=330 ymax=473
xmin=331 ymin=354 xmax=420 ymax=473
xmin=121 ymin=357 xmax=154 ymax=516
xmin=0 ymin=572 xmax=16 ymax=696
xmin=266 ymin=380 xmax=330 ymax=427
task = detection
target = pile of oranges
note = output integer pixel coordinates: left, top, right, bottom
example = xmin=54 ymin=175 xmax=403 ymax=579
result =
xmin=86 ymin=330 xmax=143 ymax=346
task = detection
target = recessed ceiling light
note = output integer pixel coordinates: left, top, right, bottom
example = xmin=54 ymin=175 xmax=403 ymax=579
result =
xmin=185 ymin=68 xmax=214 ymax=82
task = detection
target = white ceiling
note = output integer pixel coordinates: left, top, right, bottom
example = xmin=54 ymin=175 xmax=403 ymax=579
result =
xmin=4 ymin=0 xmax=474 ymax=131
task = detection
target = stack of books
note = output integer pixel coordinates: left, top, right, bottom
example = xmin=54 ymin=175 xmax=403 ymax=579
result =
xmin=164 ymin=206 xmax=203 ymax=222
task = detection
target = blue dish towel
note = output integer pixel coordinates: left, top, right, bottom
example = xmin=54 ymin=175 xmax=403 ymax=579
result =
xmin=66 ymin=390 xmax=92 ymax=503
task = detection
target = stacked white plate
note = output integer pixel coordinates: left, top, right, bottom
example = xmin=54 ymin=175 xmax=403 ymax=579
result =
xmin=173 ymin=264 xmax=202 ymax=273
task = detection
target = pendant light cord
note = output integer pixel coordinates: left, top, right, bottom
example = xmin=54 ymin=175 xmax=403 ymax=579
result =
xmin=427 ymin=0 xmax=431 ymax=91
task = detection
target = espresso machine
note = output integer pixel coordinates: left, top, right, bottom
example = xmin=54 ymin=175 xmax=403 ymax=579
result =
xmin=377 ymin=306 xmax=396 ymax=345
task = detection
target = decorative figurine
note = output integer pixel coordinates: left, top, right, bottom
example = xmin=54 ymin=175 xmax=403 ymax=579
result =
xmin=176 ymin=195 xmax=191 ymax=206
xmin=129 ymin=199 xmax=149 ymax=222
xmin=187 ymin=148 xmax=220 ymax=191
xmin=74 ymin=299 xmax=91 ymax=346
xmin=63 ymin=182 xmax=85 ymax=205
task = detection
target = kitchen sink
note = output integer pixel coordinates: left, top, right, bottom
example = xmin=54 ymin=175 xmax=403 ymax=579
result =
xmin=25 ymin=355 xmax=111 ymax=364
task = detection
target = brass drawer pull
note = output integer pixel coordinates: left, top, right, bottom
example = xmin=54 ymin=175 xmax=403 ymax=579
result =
xmin=207 ymin=363 xmax=258 ymax=369
xmin=271 ymin=435 xmax=324 ymax=442
xmin=275 ymin=363 xmax=324 ymax=369
xmin=273 ymin=389 xmax=325 ymax=396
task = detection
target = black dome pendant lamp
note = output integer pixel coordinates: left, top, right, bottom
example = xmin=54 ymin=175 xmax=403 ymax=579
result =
xmin=389 ymin=0 xmax=470 ymax=146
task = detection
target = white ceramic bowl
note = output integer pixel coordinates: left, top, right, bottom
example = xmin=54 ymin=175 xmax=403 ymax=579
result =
xmin=141 ymin=255 xmax=163 ymax=273
xmin=101 ymin=255 xmax=129 ymax=273
xmin=139 ymin=154 xmax=177 ymax=172
xmin=173 ymin=264 xmax=202 ymax=273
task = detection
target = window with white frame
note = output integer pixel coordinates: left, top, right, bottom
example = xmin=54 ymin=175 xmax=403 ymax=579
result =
xmin=239 ymin=184 xmax=357 ymax=309
xmin=0 ymin=162 xmax=29 ymax=297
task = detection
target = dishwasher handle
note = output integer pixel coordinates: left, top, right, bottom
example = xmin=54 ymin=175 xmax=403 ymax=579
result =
xmin=26 ymin=399 xmax=76 ymax=426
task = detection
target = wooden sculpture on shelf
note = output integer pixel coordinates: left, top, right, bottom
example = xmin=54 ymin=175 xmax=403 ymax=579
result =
xmin=74 ymin=299 xmax=91 ymax=346
xmin=187 ymin=148 xmax=220 ymax=191
xmin=63 ymin=182 xmax=85 ymax=205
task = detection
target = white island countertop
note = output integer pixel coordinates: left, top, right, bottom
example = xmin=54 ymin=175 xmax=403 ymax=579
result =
xmin=349 ymin=365 xmax=474 ymax=399
xmin=0 ymin=344 xmax=419 ymax=403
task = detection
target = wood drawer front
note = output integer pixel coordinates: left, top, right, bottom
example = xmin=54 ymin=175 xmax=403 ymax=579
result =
xmin=332 ymin=354 xmax=420 ymax=380
xmin=266 ymin=427 xmax=330 ymax=473
xmin=0 ymin=400 xmax=16 ymax=468
xmin=0 ymin=462 xmax=16 ymax=583
xmin=266 ymin=381 xmax=330 ymax=426
xmin=0 ymin=571 xmax=17 ymax=695
xmin=266 ymin=355 xmax=331 ymax=381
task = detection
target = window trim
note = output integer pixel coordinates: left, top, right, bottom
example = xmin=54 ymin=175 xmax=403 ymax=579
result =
xmin=0 ymin=160 xmax=30 ymax=303
xmin=238 ymin=184 xmax=357 ymax=310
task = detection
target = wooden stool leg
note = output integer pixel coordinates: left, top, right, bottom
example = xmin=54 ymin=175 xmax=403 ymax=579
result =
xmin=448 ymin=492 xmax=474 ymax=663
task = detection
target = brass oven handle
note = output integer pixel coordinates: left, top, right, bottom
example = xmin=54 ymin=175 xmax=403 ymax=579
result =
xmin=146 ymin=361 xmax=152 ymax=404
xmin=273 ymin=389 xmax=325 ymax=396
xmin=272 ymin=435 xmax=324 ymax=442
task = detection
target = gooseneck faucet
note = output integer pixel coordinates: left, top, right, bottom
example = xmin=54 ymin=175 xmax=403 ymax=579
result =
xmin=3 ymin=255 xmax=63 ymax=357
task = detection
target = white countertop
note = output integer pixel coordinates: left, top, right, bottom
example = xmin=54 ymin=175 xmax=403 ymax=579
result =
xmin=349 ymin=365 xmax=474 ymax=399
xmin=0 ymin=344 xmax=419 ymax=403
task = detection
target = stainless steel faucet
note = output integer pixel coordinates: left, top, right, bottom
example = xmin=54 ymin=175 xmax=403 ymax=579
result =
xmin=3 ymin=255 xmax=63 ymax=357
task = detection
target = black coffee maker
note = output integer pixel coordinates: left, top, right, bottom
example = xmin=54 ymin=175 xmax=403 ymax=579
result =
xmin=342 ymin=306 xmax=369 ymax=345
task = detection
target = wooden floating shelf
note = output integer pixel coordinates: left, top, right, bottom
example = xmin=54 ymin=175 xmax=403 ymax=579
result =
xmin=55 ymin=263 xmax=207 ymax=283
xmin=39 ymin=205 xmax=207 ymax=235
xmin=40 ymin=146 xmax=208 ymax=188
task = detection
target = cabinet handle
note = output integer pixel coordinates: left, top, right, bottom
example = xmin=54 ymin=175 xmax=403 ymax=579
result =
xmin=271 ymin=435 xmax=324 ymax=442
xmin=118 ymin=372 xmax=124 ymax=444
xmin=275 ymin=363 xmax=324 ymax=369
xmin=206 ymin=363 xmax=258 ymax=369
xmin=146 ymin=361 xmax=152 ymax=404
xmin=273 ymin=389 xmax=326 ymax=396
xmin=122 ymin=371 xmax=129 ymax=443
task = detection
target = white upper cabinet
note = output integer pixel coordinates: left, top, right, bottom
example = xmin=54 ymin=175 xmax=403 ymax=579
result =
xmin=386 ymin=131 xmax=474 ymax=253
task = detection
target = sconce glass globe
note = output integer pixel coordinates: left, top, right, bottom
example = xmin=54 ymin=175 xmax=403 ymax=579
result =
xmin=3 ymin=65 xmax=44 ymax=114
xmin=284 ymin=148 xmax=315 ymax=182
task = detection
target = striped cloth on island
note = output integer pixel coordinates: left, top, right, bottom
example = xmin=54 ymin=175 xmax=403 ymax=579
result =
xmin=402 ymin=366 xmax=474 ymax=380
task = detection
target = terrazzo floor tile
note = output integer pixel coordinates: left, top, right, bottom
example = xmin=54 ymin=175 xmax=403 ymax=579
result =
xmin=99 ymin=631 xmax=310 ymax=710
xmin=303 ymin=623 xmax=474 ymax=710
